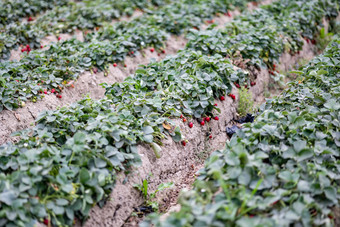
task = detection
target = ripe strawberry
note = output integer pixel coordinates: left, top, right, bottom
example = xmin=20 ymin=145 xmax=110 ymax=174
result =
xmin=226 ymin=11 xmax=232 ymax=17
xmin=44 ymin=90 xmax=47 ymax=94
xmin=113 ymin=63 xmax=117 ymax=67
xmin=311 ymin=39 xmax=316 ymax=45
xmin=183 ymin=118 xmax=187 ymax=123
xmin=58 ymin=94 xmax=62 ymax=99
xmin=130 ymin=51 xmax=134 ymax=54
xmin=181 ymin=141 xmax=186 ymax=146
xmin=200 ymin=120 xmax=205 ymax=126
xmin=244 ymin=85 xmax=248 ymax=88
xmin=209 ymin=135 xmax=212 ymax=139
xmin=58 ymin=36 xmax=61 ymax=41
xmin=214 ymin=116 xmax=219 ymax=121
xmin=214 ymin=103 xmax=217 ymax=106
xmin=124 ymin=64 xmax=127 ymax=67
xmin=219 ymin=96 xmax=225 ymax=101
xmin=51 ymin=88 xmax=56 ymax=93
xmin=188 ymin=122 xmax=193 ymax=128
xmin=180 ymin=114 xmax=183 ymax=118
xmin=43 ymin=218 xmax=49 ymax=225
xmin=162 ymin=50 xmax=165 ymax=54
xmin=158 ymin=53 xmax=161 ymax=56
xmin=205 ymin=117 xmax=210 ymax=122
xmin=230 ymin=94 xmax=236 ymax=100
xmin=28 ymin=17 xmax=33 ymax=22
xmin=234 ymin=82 xmax=240 ymax=88
xmin=40 ymin=45 xmax=43 ymax=49
xmin=251 ymin=81 xmax=256 ymax=86
xmin=150 ymin=48 xmax=155 ymax=53
xmin=41 ymin=80 xmax=44 ymax=83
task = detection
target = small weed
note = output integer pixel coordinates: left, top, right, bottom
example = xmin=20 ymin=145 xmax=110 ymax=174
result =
xmin=237 ymin=87 xmax=254 ymax=117
xmin=316 ymin=27 xmax=334 ymax=51
xmin=134 ymin=179 xmax=174 ymax=212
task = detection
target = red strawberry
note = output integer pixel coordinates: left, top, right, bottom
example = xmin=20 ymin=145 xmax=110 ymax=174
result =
xmin=311 ymin=39 xmax=316 ymax=45
xmin=43 ymin=218 xmax=49 ymax=225
xmin=231 ymin=94 xmax=236 ymax=100
xmin=226 ymin=11 xmax=232 ymax=17
xmin=219 ymin=96 xmax=225 ymax=101
xmin=44 ymin=90 xmax=47 ymax=94
xmin=200 ymin=120 xmax=205 ymax=126
xmin=214 ymin=103 xmax=217 ymax=106
xmin=234 ymin=82 xmax=240 ymax=88
xmin=180 ymin=114 xmax=183 ymax=118
xmin=40 ymin=45 xmax=43 ymax=48
xmin=150 ymin=48 xmax=155 ymax=53
xmin=124 ymin=64 xmax=127 ymax=67
xmin=214 ymin=116 xmax=219 ymax=121
xmin=181 ymin=141 xmax=186 ymax=146
xmin=188 ymin=122 xmax=193 ymax=128
xmin=58 ymin=36 xmax=61 ymax=41
xmin=205 ymin=117 xmax=210 ymax=122
xmin=158 ymin=53 xmax=161 ymax=56
xmin=183 ymin=118 xmax=187 ymax=123
xmin=58 ymin=94 xmax=62 ymax=99
xmin=28 ymin=17 xmax=33 ymax=22
xmin=51 ymin=88 xmax=56 ymax=93
xmin=244 ymin=85 xmax=248 ymax=88
xmin=113 ymin=63 xmax=117 ymax=67
xmin=162 ymin=50 xmax=165 ymax=54
xmin=209 ymin=135 xmax=212 ymax=139
xmin=130 ymin=51 xmax=134 ymax=54
xmin=251 ymin=81 xmax=256 ymax=86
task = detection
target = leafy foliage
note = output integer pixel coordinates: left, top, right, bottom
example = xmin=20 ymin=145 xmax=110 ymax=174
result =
xmin=144 ymin=38 xmax=340 ymax=227
xmin=0 ymin=0 xmax=257 ymax=112
xmin=186 ymin=0 xmax=338 ymax=68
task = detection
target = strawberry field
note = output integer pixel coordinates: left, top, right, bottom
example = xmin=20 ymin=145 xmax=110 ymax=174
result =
xmin=0 ymin=0 xmax=339 ymax=227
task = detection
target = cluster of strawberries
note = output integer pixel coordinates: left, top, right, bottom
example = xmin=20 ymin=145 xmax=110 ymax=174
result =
xmin=21 ymin=44 xmax=31 ymax=53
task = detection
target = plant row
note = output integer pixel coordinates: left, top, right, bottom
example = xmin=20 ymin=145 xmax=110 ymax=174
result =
xmin=186 ymin=0 xmax=339 ymax=69
xmin=0 ymin=0 xmax=170 ymax=60
xmin=148 ymin=36 xmax=340 ymax=227
xmin=0 ymin=0 xmax=257 ymax=112
xmin=0 ymin=0 xmax=258 ymax=60
xmin=0 ymin=0 xmax=68 ymax=27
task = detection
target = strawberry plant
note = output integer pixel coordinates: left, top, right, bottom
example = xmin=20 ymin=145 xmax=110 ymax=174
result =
xmin=144 ymin=37 xmax=340 ymax=227
xmin=186 ymin=0 xmax=338 ymax=68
